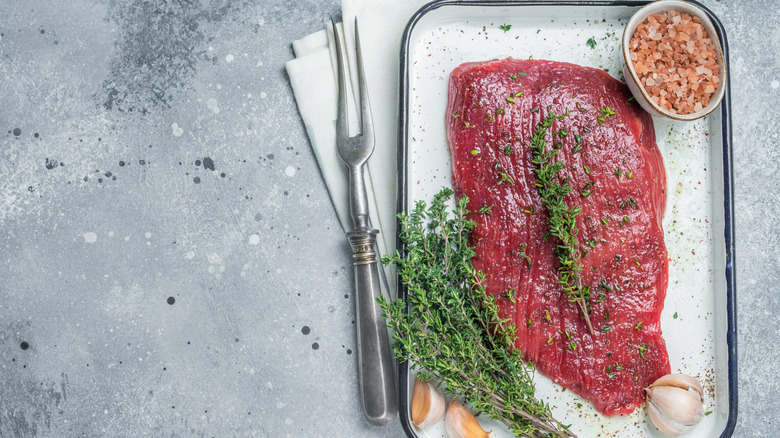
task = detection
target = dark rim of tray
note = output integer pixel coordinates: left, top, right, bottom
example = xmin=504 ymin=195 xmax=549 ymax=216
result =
xmin=394 ymin=1 xmax=737 ymax=437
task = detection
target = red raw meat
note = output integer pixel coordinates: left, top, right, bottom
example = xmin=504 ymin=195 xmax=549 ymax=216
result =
xmin=446 ymin=58 xmax=670 ymax=415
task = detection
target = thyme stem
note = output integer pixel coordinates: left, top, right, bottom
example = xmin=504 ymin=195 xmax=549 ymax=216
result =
xmin=528 ymin=111 xmax=594 ymax=335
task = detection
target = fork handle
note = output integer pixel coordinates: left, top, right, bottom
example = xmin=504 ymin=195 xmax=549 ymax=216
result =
xmin=347 ymin=229 xmax=398 ymax=426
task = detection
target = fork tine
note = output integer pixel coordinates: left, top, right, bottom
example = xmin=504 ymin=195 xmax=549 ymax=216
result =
xmin=354 ymin=17 xmax=374 ymax=143
xmin=331 ymin=18 xmax=349 ymax=142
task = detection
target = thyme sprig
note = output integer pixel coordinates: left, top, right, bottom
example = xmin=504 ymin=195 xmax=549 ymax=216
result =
xmin=379 ymin=189 xmax=576 ymax=438
xmin=528 ymin=111 xmax=594 ymax=334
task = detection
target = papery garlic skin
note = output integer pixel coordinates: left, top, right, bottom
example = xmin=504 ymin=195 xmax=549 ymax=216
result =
xmin=645 ymin=374 xmax=705 ymax=436
xmin=650 ymin=374 xmax=704 ymax=397
xmin=411 ymin=377 xmax=445 ymax=430
xmin=445 ymin=400 xmax=494 ymax=438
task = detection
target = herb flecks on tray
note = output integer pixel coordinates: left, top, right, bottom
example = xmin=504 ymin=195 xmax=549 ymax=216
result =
xmin=529 ymin=111 xmax=594 ymax=335
xmin=379 ymin=189 xmax=576 ymax=438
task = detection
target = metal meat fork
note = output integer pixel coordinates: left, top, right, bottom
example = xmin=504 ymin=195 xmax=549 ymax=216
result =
xmin=331 ymin=18 xmax=397 ymax=426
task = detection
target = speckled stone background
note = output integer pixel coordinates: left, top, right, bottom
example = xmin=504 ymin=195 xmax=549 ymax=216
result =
xmin=0 ymin=0 xmax=775 ymax=437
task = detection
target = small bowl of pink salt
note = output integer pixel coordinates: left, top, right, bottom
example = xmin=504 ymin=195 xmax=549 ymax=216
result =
xmin=622 ymin=0 xmax=726 ymax=121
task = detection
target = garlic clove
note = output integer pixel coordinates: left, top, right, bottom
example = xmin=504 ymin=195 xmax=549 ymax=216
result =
xmin=649 ymin=373 xmax=704 ymax=398
xmin=647 ymin=398 xmax=693 ymax=436
xmin=411 ymin=377 xmax=445 ymax=430
xmin=645 ymin=373 xmax=705 ymax=436
xmin=445 ymin=400 xmax=494 ymax=438
xmin=646 ymin=386 xmax=704 ymax=426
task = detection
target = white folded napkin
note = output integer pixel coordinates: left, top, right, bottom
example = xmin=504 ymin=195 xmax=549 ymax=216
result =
xmin=285 ymin=0 xmax=427 ymax=298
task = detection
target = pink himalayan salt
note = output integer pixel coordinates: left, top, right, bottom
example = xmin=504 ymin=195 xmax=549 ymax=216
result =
xmin=629 ymin=10 xmax=720 ymax=115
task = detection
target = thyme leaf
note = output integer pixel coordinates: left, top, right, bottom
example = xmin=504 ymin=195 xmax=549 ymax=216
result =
xmin=597 ymin=106 xmax=616 ymax=124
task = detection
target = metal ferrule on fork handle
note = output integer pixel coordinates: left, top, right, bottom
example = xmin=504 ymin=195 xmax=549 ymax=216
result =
xmin=348 ymin=230 xmax=379 ymax=265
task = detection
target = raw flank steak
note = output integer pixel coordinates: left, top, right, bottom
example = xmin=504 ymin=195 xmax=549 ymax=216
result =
xmin=446 ymin=58 xmax=670 ymax=415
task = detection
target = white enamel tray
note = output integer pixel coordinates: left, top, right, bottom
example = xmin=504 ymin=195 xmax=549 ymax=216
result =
xmin=395 ymin=1 xmax=736 ymax=437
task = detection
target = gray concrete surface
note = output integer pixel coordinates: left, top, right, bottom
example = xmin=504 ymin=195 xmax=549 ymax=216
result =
xmin=0 ymin=0 xmax=775 ymax=437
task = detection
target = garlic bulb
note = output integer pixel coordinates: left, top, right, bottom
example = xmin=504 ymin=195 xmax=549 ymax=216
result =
xmin=445 ymin=400 xmax=494 ymax=438
xmin=645 ymin=374 xmax=705 ymax=436
xmin=411 ymin=377 xmax=445 ymax=430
